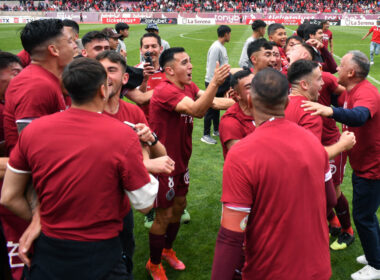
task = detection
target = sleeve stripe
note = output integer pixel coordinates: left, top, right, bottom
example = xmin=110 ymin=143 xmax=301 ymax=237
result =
xmin=224 ymin=203 xmax=251 ymax=213
xmin=7 ymin=163 xmax=31 ymax=174
xmin=124 ymin=174 xmax=158 ymax=210
xmin=325 ymin=169 xmax=332 ymax=182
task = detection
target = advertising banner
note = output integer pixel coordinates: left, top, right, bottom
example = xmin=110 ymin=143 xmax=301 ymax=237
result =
xmin=246 ymin=18 xmax=301 ymax=25
xmin=101 ymin=17 xmax=141 ymax=24
xmin=309 ymin=19 xmax=341 ymax=26
xmin=140 ymin=18 xmax=177 ymax=24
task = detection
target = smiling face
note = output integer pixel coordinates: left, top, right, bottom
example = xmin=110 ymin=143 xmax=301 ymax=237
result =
xmin=286 ymin=44 xmax=312 ymax=65
xmin=310 ymin=29 xmax=324 ymax=43
xmin=140 ymin=36 xmax=163 ymax=68
xmin=306 ymin=66 xmax=324 ymax=101
xmin=236 ymin=73 xmax=254 ymax=104
xmin=251 ymin=47 xmax=276 ymax=73
xmin=269 ymin=28 xmax=287 ymax=48
xmin=168 ymin=52 xmax=193 ymax=88
xmin=82 ymin=39 xmax=110 ymax=59
xmin=99 ymin=58 xmax=128 ymax=98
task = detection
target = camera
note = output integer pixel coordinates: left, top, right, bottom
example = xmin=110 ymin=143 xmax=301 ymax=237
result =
xmin=145 ymin=51 xmax=153 ymax=66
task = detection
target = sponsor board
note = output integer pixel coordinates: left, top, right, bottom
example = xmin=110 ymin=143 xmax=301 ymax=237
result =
xmin=101 ymin=17 xmax=141 ymax=24
xmin=341 ymin=19 xmax=376 ymax=26
xmin=140 ymin=18 xmax=177 ymax=24
xmin=309 ymin=19 xmax=341 ymax=26
xmin=0 ymin=16 xmax=44 ymax=23
xmin=179 ymin=17 xmax=216 ymax=24
xmin=246 ymin=18 xmax=301 ymax=25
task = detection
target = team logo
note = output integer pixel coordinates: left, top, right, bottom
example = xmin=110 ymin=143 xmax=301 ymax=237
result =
xmin=168 ymin=176 xmax=174 ymax=188
xmin=240 ymin=215 xmax=249 ymax=231
xmin=166 ymin=188 xmax=175 ymax=201
xmin=329 ymin=162 xmax=337 ymax=175
xmin=184 ymin=170 xmax=190 ymax=185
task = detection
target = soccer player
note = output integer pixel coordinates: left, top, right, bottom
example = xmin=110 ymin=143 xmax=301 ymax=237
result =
xmin=1 ymin=57 xmax=158 ymax=279
xmin=268 ymin=42 xmax=282 ymax=71
xmin=302 ymin=51 xmax=380 ymax=280
xmin=0 ymin=52 xmax=23 ymax=280
xmin=247 ymin=38 xmax=276 ymax=74
xmin=81 ymin=31 xmax=110 ymax=59
xmin=267 ymin=23 xmax=288 ymax=69
xmin=101 ymin=28 xmax=121 ymax=51
xmin=202 ymin=25 xmax=231 ymax=145
xmin=321 ymin=20 xmax=333 ymax=54
xmin=147 ymin=47 xmax=230 ymax=279
xmin=362 ymin=17 xmax=380 ymax=65
xmin=212 ymin=68 xmax=333 ymax=280
xmin=115 ymin=22 xmax=129 ymax=57
xmin=145 ymin=23 xmax=170 ymax=52
xmin=219 ymin=70 xmax=255 ymax=158
xmin=238 ymin=19 xmax=266 ymax=68
xmin=62 ymin=19 xmax=82 ymax=57
xmin=97 ymin=50 xmax=173 ymax=279
xmin=287 ymin=44 xmax=355 ymax=250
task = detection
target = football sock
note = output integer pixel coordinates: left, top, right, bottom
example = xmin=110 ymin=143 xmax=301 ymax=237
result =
xmin=164 ymin=222 xmax=180 ymax=249
xmin=149 ymin=232 xmax=165 ymax=265
xmin=329 ymin=213 xmax=341 ymax=228
xmin=335 ymin=193 xmax=352 ymax=231
xmin=211 ymin=226 xmax=245 ymax=280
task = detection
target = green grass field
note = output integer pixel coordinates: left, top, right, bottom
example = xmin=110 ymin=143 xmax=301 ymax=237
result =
xmin=1 ymin=23 xmax=380 ymax=280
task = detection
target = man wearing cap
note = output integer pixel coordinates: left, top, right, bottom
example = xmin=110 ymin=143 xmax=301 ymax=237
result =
xmin=115 ymin=22 xmax=129 ymax=57
xmin=146 ymin=23 xmax=170 ymax=51
xmin=101 ymin=28 xmax=121 ymax=51
xmin=362 ymin=17 xmax=380 ymax=65
xmin=239 ymin=19 xmax=266 ymax=68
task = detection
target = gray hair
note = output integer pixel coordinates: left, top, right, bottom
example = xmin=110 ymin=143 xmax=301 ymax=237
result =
xmin=348 ymin=50 xmax=370 ymax=79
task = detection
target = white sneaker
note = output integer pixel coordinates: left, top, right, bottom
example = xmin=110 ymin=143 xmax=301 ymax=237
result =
xmin=370 ymin=61 xmax=374 ymax=65
xmin=200 ymin=135 xmax=217 ymax=145
xmin=351 ymin=265 xmax=380 ymax=280
xmin=357 ymin=255 xmax=369 ymax=265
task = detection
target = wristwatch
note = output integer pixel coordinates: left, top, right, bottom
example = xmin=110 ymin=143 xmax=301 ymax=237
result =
xmin=148 ymin=132 xmax=158 ymax=146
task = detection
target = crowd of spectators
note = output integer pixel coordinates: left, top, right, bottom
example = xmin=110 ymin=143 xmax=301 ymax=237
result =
xmin=0 ymin=0 xmax=379 ymax=13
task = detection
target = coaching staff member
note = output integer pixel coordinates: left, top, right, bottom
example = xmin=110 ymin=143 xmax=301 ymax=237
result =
xmin=212 ymin=68 xmax=332 ymax=280
xmin=0 ymin=58 xmax=158 ymax=279
xmin=302 ymin=51 xmax=380 ymax=280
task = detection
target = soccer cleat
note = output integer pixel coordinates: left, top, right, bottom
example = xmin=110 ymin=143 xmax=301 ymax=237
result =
xmin=144 ymin=209 xmax=155 ymax=229
xmin=201 ymin=135 xmax=217 ymax=145
xmin=329 ymin=225 xmax=342 ymax=238
xmin=357 ymin=255 xmax=369 ymax=265
xmin=181 ymin=209 xmax=191 ymax=224
xmin=370 ymin=61 xmax=375 ymax=65
xmin=330 ymin=232 xmax=355 ymax=250
xmin=351 ymin=265 xmax=380 ymax=280
xmin=212 ymin=131 xmax=220 ymax=137
xmin=162 ymin=248 xmax=186 ymax=270
xmin=146 ymin=259 xmax=168 ymax=280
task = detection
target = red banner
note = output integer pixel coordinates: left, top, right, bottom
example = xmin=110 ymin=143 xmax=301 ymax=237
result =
xmin=102 ymin=17 xmax=141 ymax=24
xmin=246 ymin=18 xmax=301 ymax=25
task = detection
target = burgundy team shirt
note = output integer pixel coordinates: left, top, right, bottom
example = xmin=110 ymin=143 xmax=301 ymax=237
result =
xmin=4 ymin=64 xmax=67 ymax=154
xmin=149 ymin=79 xmax=199 ymax=175
xmin=219 ymin=103 xmax=255 ymax=159
xmin=322 ymin=29 xmax=333 ymax=49
xmin=318 ymin=71 xmax=341 ymax=145
xmin=8 ymin=108 xmax=150 ymax=241
xmin=285 ymin=95 xmax=323 ymax=140
xmin=222 ymin=118 xmax=331 ymax=280
xmin=343 ymin=80 xmax=380 ymax=179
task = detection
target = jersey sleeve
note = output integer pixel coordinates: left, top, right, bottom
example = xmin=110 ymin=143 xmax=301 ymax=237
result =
xmin=221 ymin=149 xmax=253 ymax=206
xmin=154 ymin=85 xmax=187 ymax=112
xmin=220 ymin=117 xmax=245 ymax=146
xmin=352 ymin=85 xmax=379 ymax=118
xmin=369 ymin=26 xmax=375 ymax=32
xmin=120 ymin=132 xmax=151 ymax=192
xmin=7 ymin=129 xmax=31 ymax=173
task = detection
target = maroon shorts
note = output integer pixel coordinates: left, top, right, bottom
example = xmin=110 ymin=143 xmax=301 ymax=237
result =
xmin=329 ymin=152 xmax=347 ymax=186
xmin=155 ymin=169 xmax=190 ymax=208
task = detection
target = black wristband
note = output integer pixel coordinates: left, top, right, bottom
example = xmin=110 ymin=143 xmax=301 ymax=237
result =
xmin=149 ymin=132 xmax=158 ymax=146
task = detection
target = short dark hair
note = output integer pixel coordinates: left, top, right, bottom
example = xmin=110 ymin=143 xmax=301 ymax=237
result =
xmin=267 ymin=23 xmax=285 ymax=36
xmin=217 ymin=25 xmax=231 ymax=38
xmin=20 ymin=19 xmax=64 ymax=55
xmin=300 ymin=43 xmax=316 ymax=61
xmin=247 ymin=38 xmax=273 ymax=59
xmin=140 ymin=33 xmax=161 ymax=47
xmin=62 ymin=19 xmax=79 ymax=34
xmin=285 ymin=35 xmax=303 ymax=46
xmin=287 ymin=59 xmax=319 ymax=85
xmin=349 ymin=50 xmax=370 ymax=79
xmin=296 ymin=23 xmax=308 ymax=38
xmin=82 ymin=31 xmax=108 ymax=48
xmin=251 ymin=68 xmax=288 ymax=106
xmin=230 ymin=70 xmax=252 ymax=89
xmin=159 ymin=47 xmax=185 ymax=69
xmin=115 ymin=22 xmax=129 ymax=33
xmin=321 ymin=20 xmax=329 ymax=27
xmin=252 ymin=20 xmax=266 ymax=31
xmin=0 ymin=52 xmax=21 ymax=70
xmin=96 ymin=50 xmax=127 ymax=72
xmin=62 ymin=58 xmax=107 ymax=105
xmin=304 ymin=24 xmax=322 ymax=40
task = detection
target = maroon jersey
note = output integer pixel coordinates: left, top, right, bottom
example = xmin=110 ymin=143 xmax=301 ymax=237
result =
xmin=343 ymin=80 xmax=380 ymax=179
xmin=278 ymin=46 xmax=289 ymax=69
xmin=4 ymin=64 xmax=66 ymax=154
xmin=9 ymin=108 xmax=150 ymax=241
xmin=104 ymin=99 xmax=149 ymax=217
xmin=136 ymin=63 xmax=166 ymax=121
xmin=149 ymin=79 xmax=199 ymax=175
xmin=285 ymin=95 xmax=323 ymax=140
xmin=222 ymin=118 xmax=331 ymax=280
xmin=318 ymin=72 xmax=341 ymax=145
xmin=322 ymin=29 xmax=333 ymax=49
xmin=219 ymin=103 xmax=255 ymax=159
